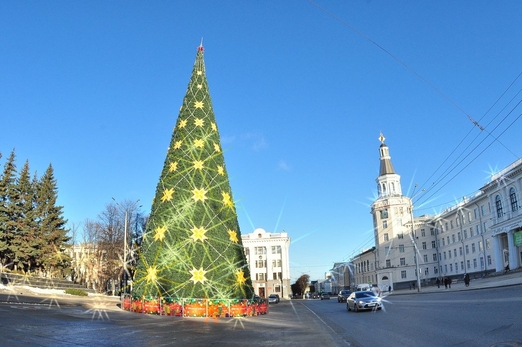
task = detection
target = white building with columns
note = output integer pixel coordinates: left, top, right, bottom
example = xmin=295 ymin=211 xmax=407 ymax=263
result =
xmin=241 ymin=228 xmax=291 ymax=299
xmin=350 ymin=134 xmax=521 ymax=291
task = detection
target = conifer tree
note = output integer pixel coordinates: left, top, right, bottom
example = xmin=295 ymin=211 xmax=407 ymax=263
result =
xmin=10 ymin=160 xmax=36 ymax=272
xmin=0 ymin=150 xmax=18 ymax=268
xmin=34 ymin=164 xmax=71 ymax=275
xmin=132 ymin=45 xmax=254 ymax=300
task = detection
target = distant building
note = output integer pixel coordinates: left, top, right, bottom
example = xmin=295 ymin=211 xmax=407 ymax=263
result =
xmin=350 ymin=134 xmax=522 ymax=291
xmin=330 ymin=262 xmax=354 ymax=293
xmin=241 ymin=228 xmax=291 ymax=299
xmin=67 ymin=243 xmax=103 ymax=292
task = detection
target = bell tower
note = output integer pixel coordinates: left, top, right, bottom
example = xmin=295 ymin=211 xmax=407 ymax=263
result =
xmin=371 ymin=133 xmax=413 ymax=290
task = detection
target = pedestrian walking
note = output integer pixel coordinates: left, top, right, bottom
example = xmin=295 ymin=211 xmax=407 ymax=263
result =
xmin=464 ymin=273 xmax=470 ymax=287
xmin=436 ymin=277 xmax=440 ymax=288
xmin=444 ymin=276 xmax=448 ymax=289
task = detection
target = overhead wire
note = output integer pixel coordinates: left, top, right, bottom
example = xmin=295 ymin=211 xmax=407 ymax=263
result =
xmin=306 ymin=0 xmax=522 ymax=263
xmin=415 ymin=75 xmax=522 ymax=207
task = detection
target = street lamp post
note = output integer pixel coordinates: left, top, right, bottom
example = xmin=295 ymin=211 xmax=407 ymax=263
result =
xmin=409 ymin=184 xmax=424 ymax=293
xmin=112 ymin=198 xmax=140 ymax=295
xmin=459 ymin=209 xmax=466 ymax=277
xmin=474 ymin=202 xmax=487 ymax=278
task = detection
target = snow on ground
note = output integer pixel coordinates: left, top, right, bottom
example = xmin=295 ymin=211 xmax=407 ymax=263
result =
xmin=0 ymin=283 xmax=104 ymax=297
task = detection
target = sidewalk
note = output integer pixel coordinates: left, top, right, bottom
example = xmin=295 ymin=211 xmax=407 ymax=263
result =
xmin=390 ymin=269 xmax=522 ymax=295
xmin=0 ymin=283 xmax=122 ymax=311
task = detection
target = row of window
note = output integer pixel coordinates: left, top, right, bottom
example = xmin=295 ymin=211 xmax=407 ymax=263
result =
xmin=379 ymin=187 xmax=518 ymax=235
xmin=245 ymin=246 xmax=282 ymax=256
xmin=398 ymin=256 xmax=492 ymax=279
xmin=255 ymin=259 xmax=282 ymax=268
xmin=254 ymin=272 xmax=282 ymax=281
xmin=361 ymin=238 xmax=491 ymax=271
xmin=496 ymin=188 xmax=519 ymax=218
xmin=383 ymin=223 xmax=488 ymax=247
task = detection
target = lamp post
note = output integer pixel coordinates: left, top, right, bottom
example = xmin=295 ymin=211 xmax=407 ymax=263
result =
xmin=409 ymin=201 xmax=421 ymax=292
xmin=458 ymin=208 xmax=466 ymax=277
xmin=474 ymin=202 xmax=487 ymax=278
xmin=112 ymin=198 xmax=140 ymax=295
xmin=408 ymin=184 xmax=425 ymax=293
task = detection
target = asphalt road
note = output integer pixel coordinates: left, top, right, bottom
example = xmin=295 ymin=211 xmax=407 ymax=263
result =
xmin=0 ymin=293 xmax=344 ymax=347
xmin=300 ymin=286 xmax=522 ymax=347
xmin=0 ymin=286 xmax=521 ymax=347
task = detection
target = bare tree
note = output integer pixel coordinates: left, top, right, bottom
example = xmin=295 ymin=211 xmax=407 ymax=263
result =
xmin=79 ymin=219 xmax=105 ymax=292
xmin=96 ymin=204 xmax=124 ymax=295
xmin=78 ymin=200 xmax=144 ymax=294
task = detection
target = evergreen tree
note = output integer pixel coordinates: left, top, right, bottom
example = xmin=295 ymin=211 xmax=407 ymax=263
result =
xmin=132 ymin=45 xmax=254 ymax=299
xmin=10 ymin=160 xmax=37 ymax=272
xmin=34 ymin=164 xmax=71 ymax=276
xmin=0 ymin=150 xmax=18 ymax=269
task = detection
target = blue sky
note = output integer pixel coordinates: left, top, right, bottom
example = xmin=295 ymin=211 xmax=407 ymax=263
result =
xmin=1 ymin=1 xmax=521 ymax=282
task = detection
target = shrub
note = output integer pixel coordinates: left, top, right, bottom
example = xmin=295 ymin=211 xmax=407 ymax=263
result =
xmin=64 ymin=288 xmax=88 ymax=296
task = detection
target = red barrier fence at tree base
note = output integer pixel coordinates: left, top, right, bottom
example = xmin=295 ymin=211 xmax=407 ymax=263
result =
xmin=122 ymin=295 xmax=269 ymax=318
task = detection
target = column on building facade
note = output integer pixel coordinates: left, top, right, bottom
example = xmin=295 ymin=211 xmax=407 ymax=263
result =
xmin=493 ymin=235 xmax=504 ymax=272
xmin=507 ymin=230 xmax=518 ymax=270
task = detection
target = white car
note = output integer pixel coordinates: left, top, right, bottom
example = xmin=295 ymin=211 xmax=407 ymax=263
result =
xmin=268 ymin=294 xmax=280 ymax=303
xmin=346 ymin=291 xmax=382 ymax=312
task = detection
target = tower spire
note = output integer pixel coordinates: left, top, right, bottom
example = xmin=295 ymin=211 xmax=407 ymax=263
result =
xmin=376 ymin=133 xmax=402 ymax=197
xmin=378 ymin=132 xmax=396 ymax=176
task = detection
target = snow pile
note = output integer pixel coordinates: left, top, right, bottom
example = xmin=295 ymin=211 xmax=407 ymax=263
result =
xmin=0 ymin=283 xmax=66 ymax=296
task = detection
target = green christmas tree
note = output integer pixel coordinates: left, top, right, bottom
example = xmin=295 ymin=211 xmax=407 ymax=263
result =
xmin=132 ymin=45 xmax=254 ymax=300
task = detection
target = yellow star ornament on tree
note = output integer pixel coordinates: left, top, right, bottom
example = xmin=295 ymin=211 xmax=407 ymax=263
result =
xmin=192 ymin=188 xmax=207 ymax=202
xmin=228 ymin=229 xmax=238 ymax=243
xmin=194 ymin=118 xmax=204 ymax=127
xmin=191 ymin=226 xmax=208 ymax=242
xmin=235 ymin=269 xmax=247 ymax=286
xmin=145 ymin=266 xmax=158 ymax=284
xmin=221 ymin=191 xmax=233 ymax=208
xmin=154 ymin=225 xmax=167 ymax=242
xmin=178 ymin=119 xmax=188 ymax=129
xmin=194 ymin=100 xmax=204 ymax=109
xmin=190 ymin=267 xmax=207 ymax=284
xmin=193 ymin=160 xmax=204 ymax=170
xmin=161 ymin=188 xmax=174 ymax=202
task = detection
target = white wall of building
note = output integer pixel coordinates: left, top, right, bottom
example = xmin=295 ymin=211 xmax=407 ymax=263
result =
xmin=241 ymin=228 xmax=291 ymax=299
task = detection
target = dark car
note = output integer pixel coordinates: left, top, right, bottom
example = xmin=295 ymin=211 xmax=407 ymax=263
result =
xmin=320 ymin=293 xmax=330 ymax=300
xmin=346 ymin=291 xmax=382 ymax=312
xmin=268 ymin=294 xmax=280 ymax=304
xmin=337 ymin=290 xmax=352 ymax=303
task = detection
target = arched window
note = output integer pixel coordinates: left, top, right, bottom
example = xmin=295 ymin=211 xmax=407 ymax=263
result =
xmin=391 ymin=182 xmax=396 ymax=193
xmin=510 ymin=187 xmax=518 ymax=212
xmin=495 ymin=195 xmax=503 ymax=218
xmin=382 ymin=183 xmax=387 ymax=195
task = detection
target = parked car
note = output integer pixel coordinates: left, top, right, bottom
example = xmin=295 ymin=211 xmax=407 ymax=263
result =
xmin=355 ymin=283 xmax=371 ymax=291
xmin=268 ymin=294 xmax=280 ymax=304
xmin=320 ymin=293 xmax=330 ymax=300
xmin=337 ymin=290 xmax=352 ymax=303
xmin=346 ymin=291 xmax=382 ymax=312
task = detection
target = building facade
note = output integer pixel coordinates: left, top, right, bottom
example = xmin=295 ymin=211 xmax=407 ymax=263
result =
xmin=241 ymin=228 xmax=291 ymax=299
xmin=330 ymin=261 xmax=354 ymax=294
xmin=350 ymin=134 xmax=521 ymax=291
